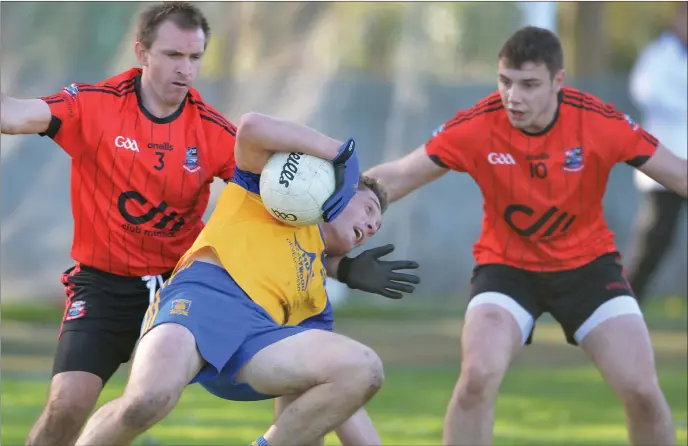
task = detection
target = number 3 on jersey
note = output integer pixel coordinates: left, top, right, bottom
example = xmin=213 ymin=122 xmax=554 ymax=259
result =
xmin=154 ymin=151 xmax=165 ymax=171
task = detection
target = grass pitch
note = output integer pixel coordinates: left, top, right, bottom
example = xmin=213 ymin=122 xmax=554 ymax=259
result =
xmin=2 ymin=300 xmax=686 ymax=445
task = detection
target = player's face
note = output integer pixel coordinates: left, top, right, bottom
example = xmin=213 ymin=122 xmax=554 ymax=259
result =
xmin=498 ymin=59 xmax=564 ymax=133
xmin=136 ymin=20 xmax=206 ymax=110
xmin=321 ymin=188 xmax=383 ymax=257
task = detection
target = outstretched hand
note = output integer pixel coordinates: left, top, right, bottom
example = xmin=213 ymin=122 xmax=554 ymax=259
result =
xmin=337 ymin=244 xmax=420 ymax=299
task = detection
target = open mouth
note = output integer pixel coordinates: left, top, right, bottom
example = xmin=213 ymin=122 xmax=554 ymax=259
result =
xmin=509 ymin=109 xmax=525 ymax=119
xmin=353 ymin=227 xmax=364 ymax=243
xmin=172 ymin=82 xmax=187 ymax=88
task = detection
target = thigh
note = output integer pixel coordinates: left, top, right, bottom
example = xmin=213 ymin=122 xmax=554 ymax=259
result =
xmin=143 ymin=261 xmax=289 ymax=394
xmin=234 ymin=329 xmax=376 ymax=397
xmin=579 ymin=314 xmax=658 ymax=398
xmin=127 ymin=323 xmax=204 ymax=399
xmin=548 ymin=253 xmax=642 ymax=345
xmin=469 ymin=264 xmax=542 ymax=345
xmin=200 ymin=304 xmax=335 ymax=402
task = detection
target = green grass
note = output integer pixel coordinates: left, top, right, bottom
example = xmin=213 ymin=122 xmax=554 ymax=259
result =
xmin=2 ymin=365 xmax=687 ymax=445
xmin=1 ymin=298 xmax=687 ymax=445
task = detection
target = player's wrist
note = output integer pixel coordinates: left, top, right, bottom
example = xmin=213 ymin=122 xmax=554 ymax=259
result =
xmin=337 ymin=256 xmax=354 ymax=284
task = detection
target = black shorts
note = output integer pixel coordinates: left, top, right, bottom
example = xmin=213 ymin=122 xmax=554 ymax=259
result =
xmin=53 ymin=263 xmax=172 ymax=384
xmin=469 ymin=252 xmax=638 ymax=345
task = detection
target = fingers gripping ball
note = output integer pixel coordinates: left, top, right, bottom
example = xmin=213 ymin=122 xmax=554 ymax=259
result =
xmin=260 ymin=152 xmax=335 ymax=226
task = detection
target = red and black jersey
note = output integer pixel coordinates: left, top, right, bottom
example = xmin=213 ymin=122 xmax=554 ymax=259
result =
xmin=40 ymin=68 xmax=237 ymax=277
xmin=425 ymin=87 xmax=658 ymax=272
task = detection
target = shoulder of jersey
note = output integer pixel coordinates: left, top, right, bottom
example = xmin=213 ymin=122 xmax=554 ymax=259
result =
xmin=559 ymin=86 xmax=626 ymax=121
xmin=443 ymin=91 xmax=504 ymax=134
xmin=69 ymin=68 xmax=139 ymax=99
xmin=187 ymin=88 xmax=237 ymax=138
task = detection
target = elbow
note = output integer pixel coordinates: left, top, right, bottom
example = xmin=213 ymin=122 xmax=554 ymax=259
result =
xmin=237 ymin=112 xmax=270 ymax=142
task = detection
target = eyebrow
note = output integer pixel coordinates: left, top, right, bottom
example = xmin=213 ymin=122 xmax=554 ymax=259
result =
xmin=372 ymin=197 xmax=381 ymax=213
xmin=499 ymin=74 xmax=540 ymax=83
xmin=371 ymin=198 xmax=382 ymax=230
xmin=163 ymin=49 xmax=204 ymax=56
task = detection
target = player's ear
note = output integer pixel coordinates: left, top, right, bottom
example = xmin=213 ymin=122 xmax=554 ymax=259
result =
xmin=134 ymin=41 xmax=149 ymax=67
xmin=553 ymin=69 xmax=565 ymax=92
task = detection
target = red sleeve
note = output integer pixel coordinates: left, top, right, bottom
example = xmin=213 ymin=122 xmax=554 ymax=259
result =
xmin=586 ymin=105 xmax=659 ymax=167
xmin=215 ymin=126 xmax=237 ymax=181
xmin=424 ymin=113 xmax=480 ymax=172
xmin=39 ymin=83 xmax=85 ymax=157
xmin=199 ymin=107 xmax=237 ymax=181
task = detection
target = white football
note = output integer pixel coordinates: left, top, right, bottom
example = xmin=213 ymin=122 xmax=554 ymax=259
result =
xmin=260 ymin=152 xmax=336 ymax=226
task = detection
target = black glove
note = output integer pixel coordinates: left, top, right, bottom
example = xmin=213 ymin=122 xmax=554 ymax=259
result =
xmin=337 ymin=244 xmax=420 ymax=299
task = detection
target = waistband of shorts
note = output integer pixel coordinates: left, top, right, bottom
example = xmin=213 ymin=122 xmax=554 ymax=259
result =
xmin=171 ymin=260 xmax=229 ymax=282
xmin=475 ymin=251 xmax=620 ymax=274
xmin=78 ymin=263 xmax=174 ymax=282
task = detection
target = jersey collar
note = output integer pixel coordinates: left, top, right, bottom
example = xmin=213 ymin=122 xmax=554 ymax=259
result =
xmin=134 ymin=74 xmax=188 ymax=124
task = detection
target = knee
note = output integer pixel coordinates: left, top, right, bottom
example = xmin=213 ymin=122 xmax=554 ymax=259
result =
xmin=455 ymin=362 xmax=502 ymax=408
xmin=44 ymin=389 xmax=96 ymax=427
xmin=620 ymin=378 xmax=665 ymax=419
xmin=335 ymin=345 xmax=385 ymax=400
xmin=119 ymin=391 xmax=178 ymax=430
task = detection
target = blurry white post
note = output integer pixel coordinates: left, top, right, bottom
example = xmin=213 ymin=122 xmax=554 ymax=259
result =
xmin=331 ymin=3 xmax=428 ymax=308
xmin=518 ymin=1 xmax=559 ymax=31
xmin=382 ymin=2 xmax=428 ymax=258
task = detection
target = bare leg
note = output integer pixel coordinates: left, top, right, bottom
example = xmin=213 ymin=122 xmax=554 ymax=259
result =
xmin=274 ymin=396 xmax=380 ymax=446
xmin=237 ymin=329 xmax=384 ymax=446
xmin=274 ymin=396 xmax=323 ymax=446
xmin=580 ymin=310 xmax=675 ymax=445
xmin=75 ymin=323 xmax=204 ymax=445
xmin=443 ymin=299 xmax=527 ymax=445
xmin=26 ymin=372 xmax=102 ymax=446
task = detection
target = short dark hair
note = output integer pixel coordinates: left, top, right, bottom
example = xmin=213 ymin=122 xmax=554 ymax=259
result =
xmin=359 ymin=175 xmax=388 ymax=214
xmin=498 ymin=26 xmax=564 ymax=77
xmin=137 ymin=2 xmax=211 ymax=49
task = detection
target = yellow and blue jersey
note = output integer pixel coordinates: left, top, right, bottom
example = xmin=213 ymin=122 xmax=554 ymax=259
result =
xmin=174 ymin=167 xmax=329 ymax=326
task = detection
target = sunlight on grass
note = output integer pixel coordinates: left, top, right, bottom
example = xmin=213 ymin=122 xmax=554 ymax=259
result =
xmin=7 ymin=363 xmax=686 ymax=446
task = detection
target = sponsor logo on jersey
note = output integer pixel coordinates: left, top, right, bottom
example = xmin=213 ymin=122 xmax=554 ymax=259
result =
xmin=118 ymin=191 xmax=186 ymax=237
xmin=147 ymin=142 xmax=174 ymax=151
xmin=115 ymin=136 xmax=140 ymax=152
xmin=487 ymin=152 xmax=516 ymax=165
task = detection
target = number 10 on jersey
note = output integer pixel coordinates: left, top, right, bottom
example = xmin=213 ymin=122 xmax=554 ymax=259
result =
xmin=530 ymin=162 xmax=548 ymax=179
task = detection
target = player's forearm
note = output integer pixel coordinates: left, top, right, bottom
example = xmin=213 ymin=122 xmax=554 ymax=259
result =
xmin=638 ymin=144 xmax=688 ymax=198
xmin=0 ymin=93 xmax=51 ymax=135
xmin=334 ymin=407 xmax=381 ymax=446
xmin=365 ymin=161 xmax=413 ymax=203
xmin=365 ymin=146 xmax=447 ymax=204
xmin=238 ymin=112 xmax=342 ymax=161
xmin=672 ymin=159 xmax=688 ymax=198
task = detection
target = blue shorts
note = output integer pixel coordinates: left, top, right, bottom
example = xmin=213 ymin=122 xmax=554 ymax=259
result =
xmin=141 ymin=261 xmax=334 ymax=401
